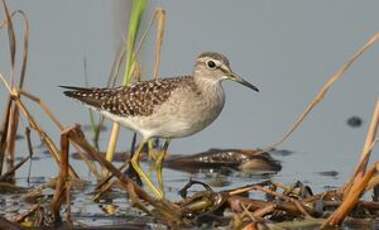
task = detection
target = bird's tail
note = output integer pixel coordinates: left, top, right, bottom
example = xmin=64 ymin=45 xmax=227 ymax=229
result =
xmin=59 ymin=85 xmax=107 ymax=108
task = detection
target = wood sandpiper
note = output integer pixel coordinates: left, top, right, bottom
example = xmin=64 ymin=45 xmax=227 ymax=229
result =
xmin=61 ymin=52 xmax=259 ymax=199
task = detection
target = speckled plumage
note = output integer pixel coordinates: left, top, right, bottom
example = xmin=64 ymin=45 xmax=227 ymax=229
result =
xmin=61 ymin=51 xmax=258 ymax=141
xmin=62 ymin=52 xmax=259 ymax=198
xmin=62 ymin=76 xmax=195 ymax=117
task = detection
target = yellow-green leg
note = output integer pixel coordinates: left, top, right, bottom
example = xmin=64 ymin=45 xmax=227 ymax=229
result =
xmin=156 ymin=139 xmax=170 ymax=198
xmin=130 ymin=139 xmax=163 ymax=199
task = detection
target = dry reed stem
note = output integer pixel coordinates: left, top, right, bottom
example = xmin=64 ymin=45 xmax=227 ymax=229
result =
xmin=0 ymin=9 xmax=31 ymax=88
xmin=1 ymin=1 xmax=16 ymax=179
xmin=5 ymin=103 xmax=19 ymax=177
xmin=25 ymin=127 xmax=33 ymax=182
xmin=1 ymin=0 xmax=16 ymax=79
xmin=22 ymin=90 xmax=100 ymax=178
xmin=18 ymin=90 xmax=64 ymax=130
xmin=0 ymin=99 xmax=12 ymax=175
xmin=0 ymin=76 xmax=15 ymax=177
xmin=66 ymin=125 xmax=183 ymax=222
xmin=15 ymin=10 xmax=29 ymax=88
xmin=14 ymin=98 xmax=79 ymax=178
xmin=51 ymin=128 xmax=70 ymax=220
xmin=252 ymin=203 xmax=276 ymax=218
xmin=342 ymin=100 xmax=379 ymax=197
xmin=355 ymin=100 xmax=379 ymax=176
xmin=240 ymin=203 xmax=260 ymax=226
xmin=322 ymin=100 xmax=379 ymax=227
xmin=0 ymin=2 xmax=30 ymax=180
xmin=264 ymin=32 xmax=379 ymax=151
xmin=94 ymin=162 xmax=129 ymax=201
xmin=66 ymin=126 xmax=151 ymax=199
xmin=105 ymin=6 xmax=166 ymax=163
xmin=105 ymin=124 xmax=120 ymax=162
xmin=16 ymin=89 xmax=100 ymax=178
xmin=253 ymin=185 xmax=312 ymax=218
xmin=323 ymin=163 xmax=378 ymax=227
xmin=153 ymin=8 xmax=166 ymax=80
xmin=14 ymin=204 xmax=39 ymax=223
xmin=0 ymin=153 xmax=29 ymax=181
xmin=64 ymin=180 xmax=73 ymax=226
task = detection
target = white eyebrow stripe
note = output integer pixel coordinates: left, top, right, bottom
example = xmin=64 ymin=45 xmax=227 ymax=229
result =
xmin=198 ymin=57 xmax=223 ymax=67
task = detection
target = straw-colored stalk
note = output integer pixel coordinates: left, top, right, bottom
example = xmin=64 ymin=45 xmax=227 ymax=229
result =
xmin=323 ymin=100 xmax=379 ymax=227
xmin=104 ymin=5 xmax=167 ymax=165
xmin=0 ymin=73 xmax=79 ymax=178
xmin=0 ymin=0 xmax=29 ymax=180
xmin=261 ymin=32 xmax=379 ymax=152
xmin=104 ymin=0 xmax=147 ymax=163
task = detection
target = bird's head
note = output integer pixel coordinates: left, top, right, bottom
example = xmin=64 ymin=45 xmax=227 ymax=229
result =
xmin=194 ymin=52 xmax=259 ymax=92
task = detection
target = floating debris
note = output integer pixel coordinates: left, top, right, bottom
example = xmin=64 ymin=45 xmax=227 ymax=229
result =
xmin=269 ymin=148 xmax=295 ymax=157
xmin=317 ymin=170 xmax=339 ymax=177
xmin=347 ymin=116 xmax=363 ymax=128
xmin=164 ymin=148 xmax=281 ymax=174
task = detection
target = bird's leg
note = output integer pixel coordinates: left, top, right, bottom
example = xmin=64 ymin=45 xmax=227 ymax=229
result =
xmin=156 ymin=139 xmax=170 ymax=198
xmin=147 ymin=139 xmax=156 ymax=160
xmin=130 ymin=139 xmax=163 ymax=199
xmin=147 ymin=139 xmax=159 ymax=178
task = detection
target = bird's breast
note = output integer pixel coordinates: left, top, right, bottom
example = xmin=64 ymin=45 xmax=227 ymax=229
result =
xmin=141 ymin=84 xmax=225 ymax=139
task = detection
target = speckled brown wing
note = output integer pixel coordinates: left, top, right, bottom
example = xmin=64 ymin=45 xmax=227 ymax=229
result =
xmin=61 ymin=76 xmax=194 ymax=117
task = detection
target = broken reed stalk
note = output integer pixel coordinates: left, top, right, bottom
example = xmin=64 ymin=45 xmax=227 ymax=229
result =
xmin=1 ymin=66 xmax=99 ymax=178
xmin=64 ymin=125 xmax=184 ymax=224
xmin=323 ymin=99 xmax=379 ymax=227
xmin=65 ymin=126 xmax=155 ymax=203
xmin=323 ymin=163 xmax=378 ymax=227
xmin=0 ymin=152 xmax=29 ymax=181
xmin=14 ymin=97 xmax=79 ymax=177
xmin=5 ymin=5 xmax=99 ymax=182
xmin=50 ymin=128 xmax=70 ymax=220
xmin=25 ymin=127 xmax=33 ymax=183
xmin=262 ymin=32 xmax=379 ymax=152
xmin=342 ymin=100 xmax=379 ymax=198
xmin=0 ymin=99 xmax=12 ymax=175
xmin=5 ymin=103 xmax=19 ymax=179
xmin=0 ymin=73 xmax=80 ymax=178
xmin=350 ymin=100 xmax=379 ymax=181
xmin=17 ymin=90 xmax=101 ymax=178
xmin=0 ymin=0 xmax=29 ymax=181
xmin=253 ymin=185 xmax=312 ymax=217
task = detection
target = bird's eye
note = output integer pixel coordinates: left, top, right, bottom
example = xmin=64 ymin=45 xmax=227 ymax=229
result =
xmin=207 ymin=60 xmax=216 ymax=69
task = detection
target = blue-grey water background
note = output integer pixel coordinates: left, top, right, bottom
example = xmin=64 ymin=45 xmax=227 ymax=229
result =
xmin=0 ymin=0 xmax=378 ymax=220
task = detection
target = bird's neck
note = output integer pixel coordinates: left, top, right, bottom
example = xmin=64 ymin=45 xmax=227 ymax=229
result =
xmin=192 ymin=75 xmax=225 ymax=102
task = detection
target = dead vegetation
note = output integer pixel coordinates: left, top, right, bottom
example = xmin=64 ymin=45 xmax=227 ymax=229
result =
xmin=0 ymin=1 xmax=379 ymax=229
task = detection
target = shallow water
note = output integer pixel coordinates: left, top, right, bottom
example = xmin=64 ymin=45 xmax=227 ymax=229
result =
xmin=1 ymin=0 xmax=379 ymax=227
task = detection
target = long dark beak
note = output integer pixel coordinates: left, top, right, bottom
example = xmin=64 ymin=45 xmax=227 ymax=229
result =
xmin=228 ymin=72 xmax=259 ymax=92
